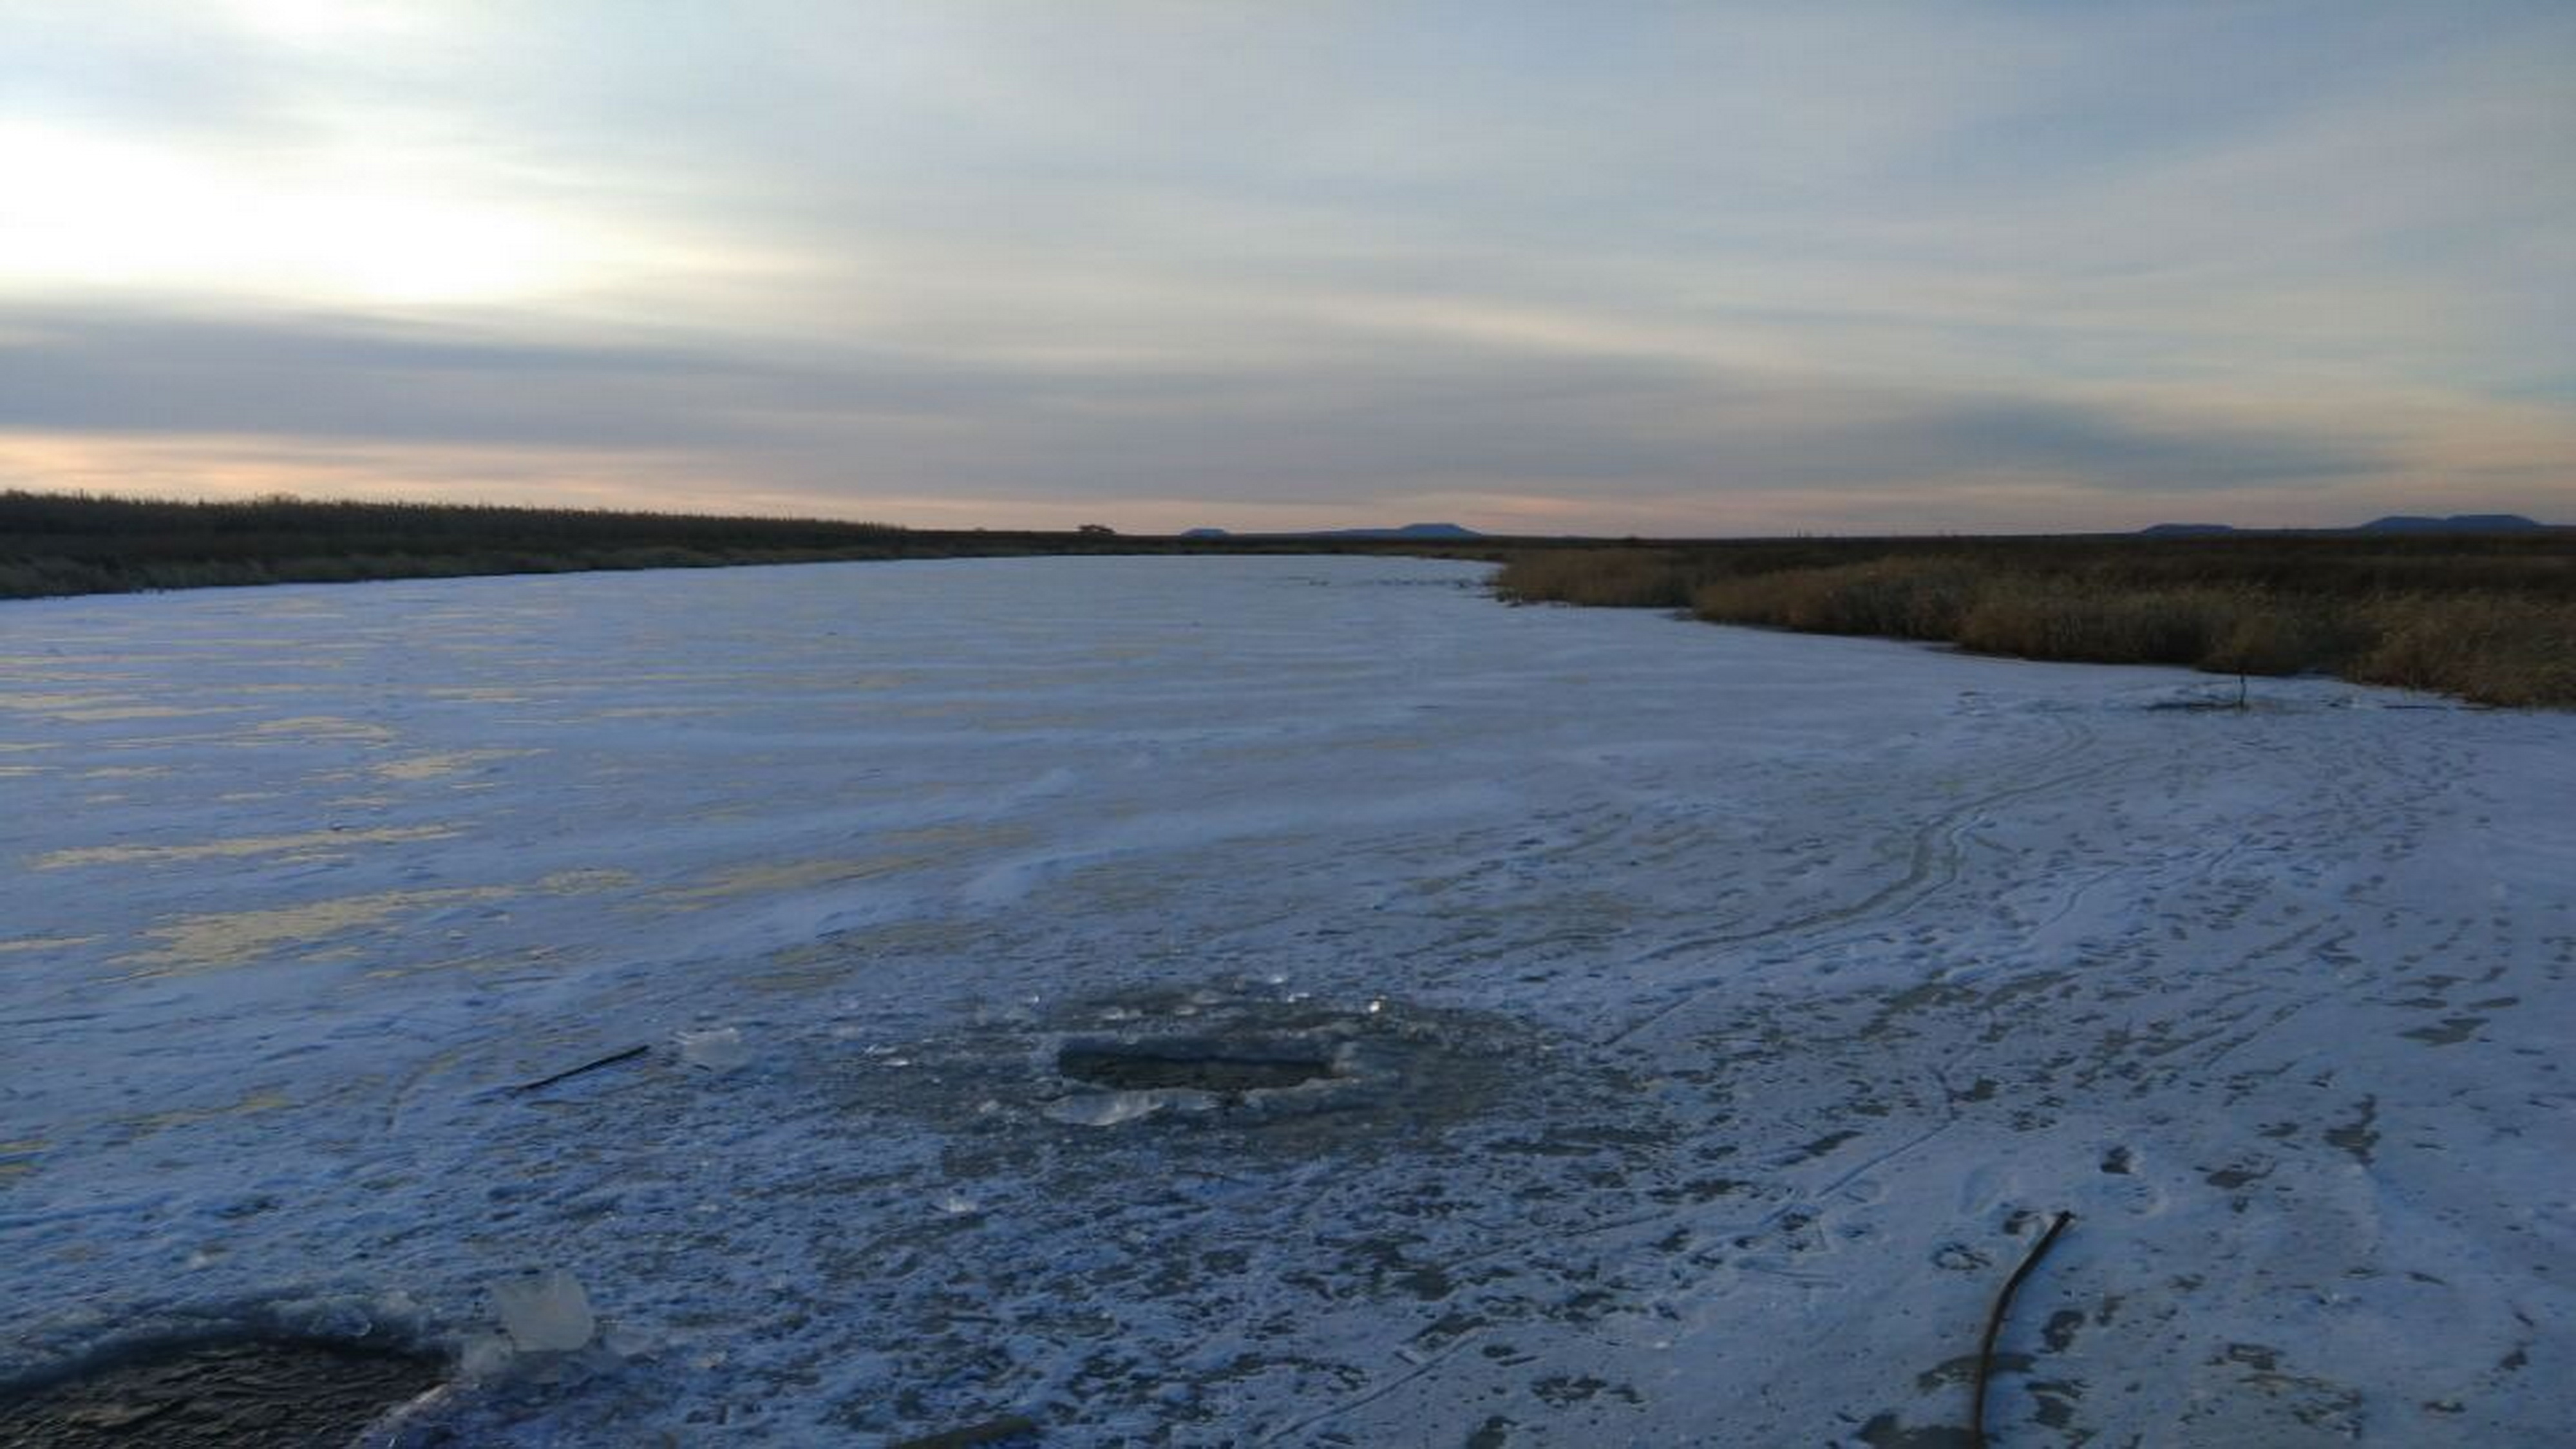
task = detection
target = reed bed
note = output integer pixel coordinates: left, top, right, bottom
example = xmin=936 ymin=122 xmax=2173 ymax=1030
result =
xmin=1495 ymin=536 xmax=2576 ymax=707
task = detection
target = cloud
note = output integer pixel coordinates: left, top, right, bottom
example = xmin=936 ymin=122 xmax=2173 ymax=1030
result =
xmin=0 ymin=300 xmax=2396 ymax=511
xmin=0 ymin=2 xmax=2568 ymax=531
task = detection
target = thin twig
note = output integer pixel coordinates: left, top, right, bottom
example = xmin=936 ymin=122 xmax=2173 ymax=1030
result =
xmin=1970 ymin=1209 xmax=2074 ymax=1448
xmin=507 ymin=1044 xmax=649 ymax=1095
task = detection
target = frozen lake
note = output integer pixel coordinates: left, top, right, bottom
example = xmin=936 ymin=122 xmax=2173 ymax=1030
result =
xmin=3 ymin=555 xmax=2570 ymax=1444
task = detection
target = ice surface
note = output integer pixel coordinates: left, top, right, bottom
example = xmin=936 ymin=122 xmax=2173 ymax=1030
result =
xmin=2 ymin=556 xmax=2570 ymax=1444
xmin=489 ymin=1270 xmax=595 ymax=1353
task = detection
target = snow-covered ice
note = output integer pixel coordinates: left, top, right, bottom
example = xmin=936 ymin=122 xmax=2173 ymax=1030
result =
xmin=1 ymin=555 xmax=2568 ymax=1444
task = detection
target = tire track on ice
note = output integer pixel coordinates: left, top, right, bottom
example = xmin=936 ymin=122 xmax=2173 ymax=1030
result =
xmin=1602 ymin=713 xmax=2104 ymax=1048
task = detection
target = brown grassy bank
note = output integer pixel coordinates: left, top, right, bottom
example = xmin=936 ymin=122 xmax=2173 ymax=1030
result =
xmin=1494 ymin=534 xmax=2576 ymax=707
xmin=0 ymin=492 xmax=1504 ymax=600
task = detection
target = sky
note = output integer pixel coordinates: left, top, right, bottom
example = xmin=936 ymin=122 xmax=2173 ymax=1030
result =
xmin=2 ymin=1 xmax=2570 ymax=535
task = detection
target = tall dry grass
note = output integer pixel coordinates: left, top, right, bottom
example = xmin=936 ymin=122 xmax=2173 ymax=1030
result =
xmin=1691 ymin=559 xmax=1984 ymax=639
xmin=1492 ymin=549 xmax=1704 ymax=608
xmin=2349 ymin=595 xmax=2576 ymax=707
xmin=1492 ymin=539 xmax=2576 ymax=707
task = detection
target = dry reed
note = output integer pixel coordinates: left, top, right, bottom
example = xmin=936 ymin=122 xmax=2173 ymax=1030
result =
xmin=1493 ymin=538 xmax=2576 ymax=708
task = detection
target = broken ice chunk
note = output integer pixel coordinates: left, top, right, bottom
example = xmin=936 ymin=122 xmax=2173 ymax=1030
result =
xmin=457 ymin=1331 xmax=515 ymax=1378
xmin=491 ymin=1269 xmax=596 ymax=1352
xmin=1041 ymin=1088 xmax=1219 ymax=1126
xmin=1045 ymin=1091 xmax=1168 ymax=1127
xmin=676 ymin=1026 xmax=750 ymax=1072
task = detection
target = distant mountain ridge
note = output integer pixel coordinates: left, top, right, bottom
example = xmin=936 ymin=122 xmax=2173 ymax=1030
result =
xmin=2355 ymin=513 xmax=2548 ymax=534
xmin=2141 ymin=514 xmax=2553 ymax=536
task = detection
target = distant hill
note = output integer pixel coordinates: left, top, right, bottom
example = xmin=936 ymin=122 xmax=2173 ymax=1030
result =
xmin=2141 ymin=514 xmax=2550 ymax=536
xmin=2357 ymin=514 xmax=2546 ymax=534
xmin=1287 ymin=522 xmax=1484 ymax=540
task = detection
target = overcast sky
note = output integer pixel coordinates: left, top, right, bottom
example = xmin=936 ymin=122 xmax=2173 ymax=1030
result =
xmin=3 ymin=1 xmax=2570 ymax=533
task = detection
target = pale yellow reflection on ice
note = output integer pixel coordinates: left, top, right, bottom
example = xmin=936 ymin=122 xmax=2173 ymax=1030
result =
xmin=0 ymin=935 xmax=104 ymax=954
xmin=124 ymin=1092 xmax=294 ymax=1137
xmin=247 ymin=715 xmax=399 ymax=744
xmin=652 ymin=825 xmax=1032 ymax=909
xmin=372 ymin=748 xmax=541 ymax=782
xmin=121 ymin=887 xmax=513 ymax=972
xmin=33 ymin=824 xmax=457 ymax=869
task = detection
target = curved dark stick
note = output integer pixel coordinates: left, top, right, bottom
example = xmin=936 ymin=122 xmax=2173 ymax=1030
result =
xmin=507 ymin=1043 xmax=649 ymax=1095
xmin=1970 ymin=1209 xmax=2074 ymax=1448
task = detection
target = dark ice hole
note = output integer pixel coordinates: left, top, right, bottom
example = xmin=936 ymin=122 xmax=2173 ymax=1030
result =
xmin=1057 ymin=1043 xmax=1340 ymax=1095
xmin=0 ymin=1338 xmax=444 ymax=1449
